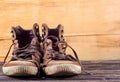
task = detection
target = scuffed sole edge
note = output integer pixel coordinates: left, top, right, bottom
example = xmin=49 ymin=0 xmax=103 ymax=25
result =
xmin=2 ymin=66 xmax=38 ymax=76
xmin=44 ymin=64 xmax=81 ymax=76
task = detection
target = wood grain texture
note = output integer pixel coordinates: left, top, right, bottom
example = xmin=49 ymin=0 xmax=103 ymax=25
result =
xmin=1 ymin=0 xmax=120 ymax=37
xmin=1 ymin=0 xmax=120 ymax=60
xmin=1 ymin=35 xmax=120 ymax=61
xmin=0 ymin=60 xmax=120 ymax=82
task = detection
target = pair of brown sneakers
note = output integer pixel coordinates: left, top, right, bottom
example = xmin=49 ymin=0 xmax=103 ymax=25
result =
xmin=2 ymin=23 xmax=81 ymax=76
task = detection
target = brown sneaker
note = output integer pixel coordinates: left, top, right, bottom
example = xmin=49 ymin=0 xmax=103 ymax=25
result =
xmin=2 ymin=23 xmax=43 ymax=76
xmin=41 ymin=24 xmax=81 ymax=76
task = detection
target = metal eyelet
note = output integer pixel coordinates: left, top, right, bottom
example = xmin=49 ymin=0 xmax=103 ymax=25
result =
xmin=61 ymin=35 xmax=65 ymax=41
xmin=36 ymin=27 xmax=39 ymax=31
xmin=42 ymin=27 xmax=45 ymax=31
xmin=36 ymin=32 xmax=39 ymax=36
xmin=42 ymin=32 xmax=46 ymax=35
xmin=42 ymin=34 xmax=44 ymax=37
xmin=12 ymin=39 xmax=14 ymax=43
xmin=11 ymin=30 xmax=13 ymax=33
xmin=61 ymin=30 xmax=64 ymax=33
xmin=41 ymin=37 xmax=44 ymax=42
xmin=36 ymin=26 xmax=39 ymax=29
xmin=36 ymin=26 xmax=39 ymax=32
xmin=12 ymin=34 xmax=15 ymax=43
xmin=12 ymin=34 xmax=14 ymax=38
xmin=61 ymin=35 xmax=63 ymax=38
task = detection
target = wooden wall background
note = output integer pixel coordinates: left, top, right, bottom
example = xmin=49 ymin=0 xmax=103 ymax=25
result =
xmin=0 ymin=0 xmax=120 ymax=61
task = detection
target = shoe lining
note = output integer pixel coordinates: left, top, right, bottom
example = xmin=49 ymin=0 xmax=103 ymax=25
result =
xmin=15 ymin=26 xmax=34 ymax=48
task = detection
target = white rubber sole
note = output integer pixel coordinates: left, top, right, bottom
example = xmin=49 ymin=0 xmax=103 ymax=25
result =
xmin=2 ymin=65 xmax=38 ymax=76
xmin=44 ymin=64 xmax=81 ymax=76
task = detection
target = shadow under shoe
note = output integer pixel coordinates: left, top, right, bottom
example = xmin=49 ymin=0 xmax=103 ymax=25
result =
xmin=2 ymin=23 xmax=43 ymax=76
xmin=41 ymin=24 xmax=81 ymax=76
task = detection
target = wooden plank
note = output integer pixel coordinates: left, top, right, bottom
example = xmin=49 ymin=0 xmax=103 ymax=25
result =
xmin=0 ymin=60 xmax=120 ymax=81
xmin=1 ymin=0 xmax=120 ymax=61
xmin=0 ymin=60 xmax=120 ymax=82
xmin=1 ymin=35 xmax=120 ymax=61
xmin=1 ymin=0 xmax=120 ymax=60
xmin=65 ymin=35 xmax=120 ymax=60
xmin=1 ymin=0 xmax=120 ymax=37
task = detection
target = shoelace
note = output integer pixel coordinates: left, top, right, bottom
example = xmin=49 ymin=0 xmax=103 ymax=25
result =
xmin=62 ymin=41 xmax=92 ymax=75
xmin=44 ymin=36 xmax=91 ymax=75
xmin=4 ymin=43 xmax=15 ymax=63
xmin=4 ymin=43 xmax=31 ymax=63
xmin=12 ymin=44 xmax=40 ymax=61
xmin=4 ymin=43 xmax=42 ymax=76
xmin=4 ymin=38 xmax=90 ymax=75
xmin=3 ymin=42 xmax=42 ymax=75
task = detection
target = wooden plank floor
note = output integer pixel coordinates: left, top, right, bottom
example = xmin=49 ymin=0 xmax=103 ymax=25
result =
xmin=0 ymin=60 xmax=120 ymax=82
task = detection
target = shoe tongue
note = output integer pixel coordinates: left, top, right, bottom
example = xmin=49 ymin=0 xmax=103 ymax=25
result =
xmin=45 ymin=39 xmax=53 ymax=50
xmin=30 ymin=37 xmax=39 ymax=46
xmin=48 ymin=29 xmax=59 ymax=38
xmin=45 ymin=36 xmax=59 ymax=51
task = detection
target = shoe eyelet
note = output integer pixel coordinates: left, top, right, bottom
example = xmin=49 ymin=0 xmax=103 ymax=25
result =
xmin=42 ymin=27 xmax=45 ymax=31
xmin=42 ymin=32 xmax=46 ymax=35
xmin=36 ymin=27 xmax=39 ymax=31
xmin=12 ymin=40 xmax=14 ymax=43
xmin=41 ymin=37 xmax=44 ymax=41
xmin=42 ymin=34 xmax=44 ymax=37
xmin=61 ymin=30 xmax=64 ymax=33
xmin=36 ymin=32 xmax=39 ymax=36
xmin=36 ymin=26 xmax=39 ymax=32
xmin=61 ymin=35 xmax=65 ymax=41
xmin=11 ymin=30 xmax=13 ymax=33
xmin=12 ymin=35 xmax=14 ymax=38
xmin=61 ymin=35 xmax=63 ymax=38
xmin=36 ymin=26 xmax=39 ymax=29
